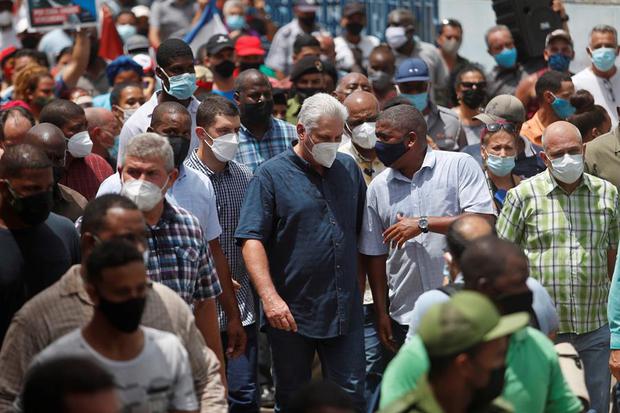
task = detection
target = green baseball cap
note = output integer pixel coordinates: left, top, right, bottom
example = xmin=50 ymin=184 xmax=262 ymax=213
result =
xmin=418 ymin=291 xmax=529 ymax=357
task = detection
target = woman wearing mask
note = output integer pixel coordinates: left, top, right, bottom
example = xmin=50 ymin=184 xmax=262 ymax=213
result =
xmin=13 ymin=64 xmax=55 ymax=121
xmin=109 ymin=81 xmax=146 ymax=163
xmin=452 ymin=65 xmax=487 ymax=146
xmin=567 ymin=89 xmax=611 ymax=143
xmin=480 ymin=120 xmax=520 ymax=211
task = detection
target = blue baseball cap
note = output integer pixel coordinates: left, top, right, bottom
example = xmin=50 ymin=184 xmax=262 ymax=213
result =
xmin=396 ymin=58 xmax=430 ymax=83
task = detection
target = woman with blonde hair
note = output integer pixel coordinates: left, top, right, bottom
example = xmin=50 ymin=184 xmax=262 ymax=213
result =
xmin=13 ymin=64 xmax=55 ymax=120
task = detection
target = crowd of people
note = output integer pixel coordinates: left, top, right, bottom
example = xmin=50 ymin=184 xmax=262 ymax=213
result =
xmin=2 ymin=0 xmax=620 ymax=412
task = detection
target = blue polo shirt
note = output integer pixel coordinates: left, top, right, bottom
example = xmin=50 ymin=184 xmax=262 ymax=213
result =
xmin=235 ymin=145 xmax=366 ymax=338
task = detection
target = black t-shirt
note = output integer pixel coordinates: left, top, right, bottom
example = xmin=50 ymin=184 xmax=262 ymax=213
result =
xmin=0 ymin=213 xmax=80 ymax=345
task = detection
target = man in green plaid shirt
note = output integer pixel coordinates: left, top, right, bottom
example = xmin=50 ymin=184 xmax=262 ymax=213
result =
xmin=497 ymin=121 xmax=619 ymax=412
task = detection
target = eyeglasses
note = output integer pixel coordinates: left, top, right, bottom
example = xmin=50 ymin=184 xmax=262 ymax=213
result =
xmin=460 ymin=81 xmax=486 ymax=90
xmin=485 ymin=123 xmax=517 ymax=134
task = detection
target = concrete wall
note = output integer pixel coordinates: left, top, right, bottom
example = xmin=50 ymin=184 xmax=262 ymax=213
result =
xmin=437 ymin=0 xmax=620 ymax=73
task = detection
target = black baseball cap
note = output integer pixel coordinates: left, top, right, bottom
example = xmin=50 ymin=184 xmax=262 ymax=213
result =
xmin=206 ymin=34 xmax=234 ymax=55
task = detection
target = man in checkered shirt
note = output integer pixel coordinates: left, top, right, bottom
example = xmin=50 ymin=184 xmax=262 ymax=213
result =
xmin=185 ymin=94 xmax=259 ymax=411
xmin=497 ymin=121 xmax=620 ymax=413
xmin=118 ymin=132 xmax=228 ymax=383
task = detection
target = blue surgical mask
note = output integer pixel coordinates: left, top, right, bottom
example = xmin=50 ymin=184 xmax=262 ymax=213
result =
xmin=485 ymin=153 xmax=515 ymax=177
xmin=161 ymin=71 xmax=197 ymax=100
xmin=401 ymin=92 xmax=428 ymax=112
xmin=226 ymin=15 xmax=245 ymax=31
xmin=494 ymin=47 xmax=517 ymax=69
xmin=548 ymin=53 xmax=571 ymax=72
xmin=590 ymin=47 xmax=617 ymax=72
xmin=107 ymin=136 xmax=120 ymax=161
xmin=116 ymin=24 xmax=137 ymax=43
xmin=375 ymin=140 xmax=408 ymax=167
xmin=550 ymin=94 xmax=576 ymax=119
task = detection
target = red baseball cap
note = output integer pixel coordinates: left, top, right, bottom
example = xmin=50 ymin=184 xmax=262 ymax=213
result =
xmin=235 ymin=36 xmax=265 ymax=57
xmin=0 ymin=45 xmax=16 ymax=65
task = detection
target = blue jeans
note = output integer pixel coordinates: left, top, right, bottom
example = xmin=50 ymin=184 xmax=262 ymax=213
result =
xmin=267 ymin=326 xmax=366 ymax=413
xmin=222 ymin=324 xmax=260 ymax=412
xmin=557 ymin=324 xmax=610 ymax=413
xmin=363 ymin=305 xmax=388 ymax=412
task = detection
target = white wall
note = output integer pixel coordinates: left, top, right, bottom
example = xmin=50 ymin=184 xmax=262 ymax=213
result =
xmin=438 ymin=0 xmax=620 ymax=73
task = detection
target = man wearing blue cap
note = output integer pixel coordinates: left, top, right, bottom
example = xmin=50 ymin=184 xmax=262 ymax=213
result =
xmin=395 ymin=58 xmax=465 ymax=151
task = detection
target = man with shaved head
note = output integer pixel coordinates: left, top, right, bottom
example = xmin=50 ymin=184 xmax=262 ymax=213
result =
xmin=334 ymin=73 xmax=373 ymax=103
xmin=340 ymin=91 xmax=383 ymax=184
xmin=23 ymin=123 xmax=87 ymax=221
xmin=359 ymin=104 xmax=495 ymax=352
xmin=233 ymin=69 xmax=296 ymax=172
xmin=85 ymin=108 xmax=121 ymax=168
xmin=498 ymin=120 xmax=620 ymax=412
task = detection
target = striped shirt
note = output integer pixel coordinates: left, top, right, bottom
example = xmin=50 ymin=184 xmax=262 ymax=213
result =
xmin=185 ymin=151 xmax=256 ymax=330
xmin=234 ymin=117 xmax=296 ymax=172
xmin=497 ymin=170 xmax=620 ymax=334
xmin=146 ymin=201 xmax=222 ymax=304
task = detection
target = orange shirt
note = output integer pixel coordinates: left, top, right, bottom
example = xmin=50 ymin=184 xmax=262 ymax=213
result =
xmin=521 ymin=112 xmax=545 ymax=146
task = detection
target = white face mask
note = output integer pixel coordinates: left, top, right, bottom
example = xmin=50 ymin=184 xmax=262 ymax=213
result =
xmin=204 ymin=130 xmax=239 ymax=162
xmin=120 ymin=177 xmax=168 ymax=211
xmin=350 ymin=122 xmax=377 ymax=149
xmin=549 ymin=153 xmax=584 ymax=184
xmin=304 ymin=134 xmax=340 ymax=168
xmin=0 ymin=11 xmax=12 ymax=27
xmin=66 ymin=130 xmax=93 ymax=158
xmin=123 ymin=107 xmax=138 ymax=123
xmin=385 ymin=26 xmax=409 ymax=49
xmin=441 ymin=38 xmax=461 ymax=55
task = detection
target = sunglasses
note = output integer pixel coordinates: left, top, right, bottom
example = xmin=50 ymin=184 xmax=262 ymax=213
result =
xmin=485 ymin=123 xmax=517 ymax=134
xmin=461 ymin=81 xmax=487 ymax=89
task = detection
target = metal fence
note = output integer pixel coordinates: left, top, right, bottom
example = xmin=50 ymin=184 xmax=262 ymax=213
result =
xmin=265 ymin=0 xmax=439 ymax=42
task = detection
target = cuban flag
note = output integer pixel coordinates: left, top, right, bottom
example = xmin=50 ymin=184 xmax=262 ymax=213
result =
xmin=183 ymin=0 xmax=227 ymax=55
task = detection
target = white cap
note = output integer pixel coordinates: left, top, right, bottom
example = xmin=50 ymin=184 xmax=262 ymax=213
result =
xmin=131 ymin=5 xmax=150 ymax=18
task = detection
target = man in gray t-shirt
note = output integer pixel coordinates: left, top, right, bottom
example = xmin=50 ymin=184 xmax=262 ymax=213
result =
xmin=23 ymin=239 xmax=199 ymax=413
xmin=149 ymin=0 xmax=197 ymax=47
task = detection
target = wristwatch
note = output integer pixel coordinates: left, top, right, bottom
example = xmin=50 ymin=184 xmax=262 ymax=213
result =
xmin=418 ymin=216 xmax=429 ymax=234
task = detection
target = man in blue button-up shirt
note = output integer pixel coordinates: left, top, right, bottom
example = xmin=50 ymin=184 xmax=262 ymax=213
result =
xmin=235 ymin=93 xmax=367 ymax=412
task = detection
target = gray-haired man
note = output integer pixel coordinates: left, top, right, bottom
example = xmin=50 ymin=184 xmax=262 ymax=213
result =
xmin=235 ymin=93 xmax=367 ymax=411
xmin=119 ymin=133 xmax=226 ymax=380
xmin=573 ymin=24 xmax=620 ymax=124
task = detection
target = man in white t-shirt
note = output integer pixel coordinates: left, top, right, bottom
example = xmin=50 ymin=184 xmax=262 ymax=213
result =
xmin=334 ymin=3 xmax=379 ymax=73
xmin=572 ymin=24 xmax=620 ymax=124
xmin=24 ymin=239 xmax=199 ymax=413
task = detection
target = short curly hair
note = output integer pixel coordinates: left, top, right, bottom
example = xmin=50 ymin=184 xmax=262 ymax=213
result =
xmin=13 ymin=64 xmax=52 ymax=102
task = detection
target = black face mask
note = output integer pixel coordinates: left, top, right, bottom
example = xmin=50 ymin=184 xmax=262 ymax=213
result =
xmin=496 ymin=290 xmax=533 ymax=315
xmin=7 ymin=186 xmax=53 ymax=226
xmin=167 ymin=135 xmax=191 ymax=168
xmin=242 ymin=100 xmax=274 ymax=124
xmin=368 ymin=69 xmax=393 ymax=94
xmin=346 ymin=22 xmax=364 ymax=36
xmin=295 ymin=87 xmax=322 ymax=103
xmin=239 ymin=62 xmax=262 ymax=72
xmin=469 ymin=365 xmax=506 ymax=409
xmin=461 ymin=88 xmax=486 ymax=109
xmin=97 ymin=293 xmax=147 ymax=333
xmin=298 ymin=14 xmax=316 ymax=27
xmin=213 ymin=60 xmax=236 ymax=78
